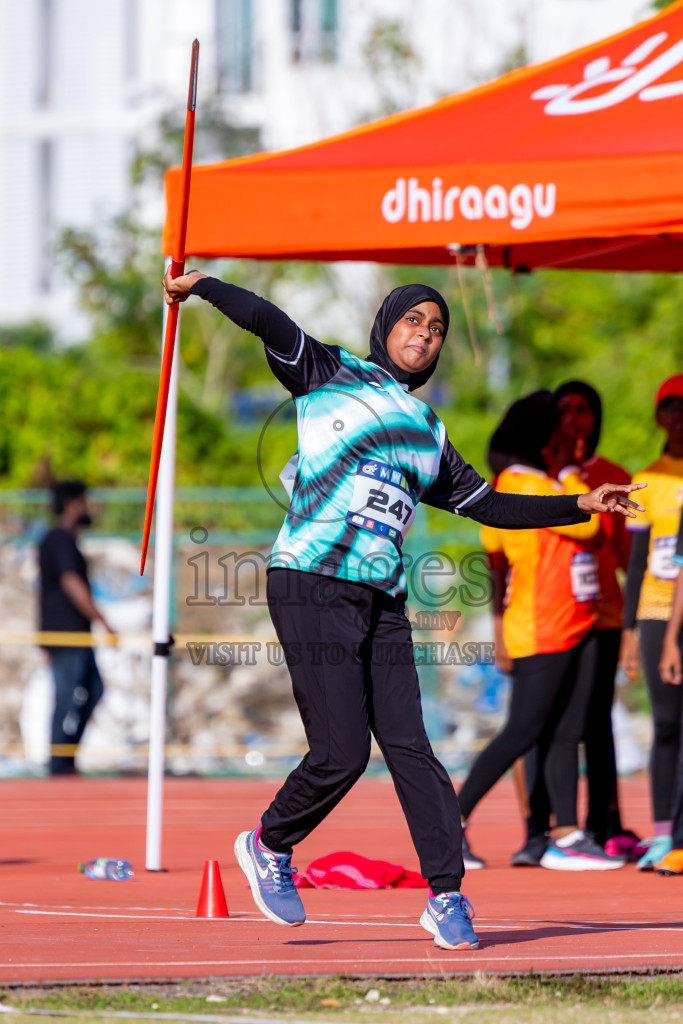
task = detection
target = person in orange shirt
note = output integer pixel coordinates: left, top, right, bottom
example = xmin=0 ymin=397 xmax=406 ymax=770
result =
xmin=511 ymin=381 xmax=640 ymax=867
xmin=458 ymin=395 xmax=627 ymax=870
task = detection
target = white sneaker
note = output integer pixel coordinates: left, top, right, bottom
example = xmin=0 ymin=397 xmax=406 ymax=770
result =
xmin=540 ymin=830 xmax=625 ymax=871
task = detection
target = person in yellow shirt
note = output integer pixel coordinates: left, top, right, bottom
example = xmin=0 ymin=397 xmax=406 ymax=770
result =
xmin=656 ymin=510 xmax=683 ymax=875
xmin=621 ymin=375 xmax=683 ymax=869
xmin=458 ymin=396 xmax=627 ymax=870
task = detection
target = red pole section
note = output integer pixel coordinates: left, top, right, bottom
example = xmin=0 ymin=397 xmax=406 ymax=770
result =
xmin=140 ymin=39 xmax=199 ymax=575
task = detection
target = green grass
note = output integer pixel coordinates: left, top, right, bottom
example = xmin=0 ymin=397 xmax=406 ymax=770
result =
xmin=2 ymin=974 xmax=683 ymax=1023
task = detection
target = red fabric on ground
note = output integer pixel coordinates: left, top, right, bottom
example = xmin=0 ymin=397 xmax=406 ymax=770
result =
xmin=295 ymin=851 xmax=428 ymax=889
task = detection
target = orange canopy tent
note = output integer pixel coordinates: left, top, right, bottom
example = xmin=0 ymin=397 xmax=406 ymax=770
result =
xmin=164 ymin=0 xmax=683 ymax=272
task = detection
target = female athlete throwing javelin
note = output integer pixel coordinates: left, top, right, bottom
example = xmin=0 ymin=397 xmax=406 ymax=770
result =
xmin=163 ymin=268 xmax=644 ymax=951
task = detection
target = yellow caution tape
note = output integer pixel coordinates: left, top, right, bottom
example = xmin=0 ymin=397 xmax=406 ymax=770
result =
xmin=0 ymin=631 xmax=276 ymax=649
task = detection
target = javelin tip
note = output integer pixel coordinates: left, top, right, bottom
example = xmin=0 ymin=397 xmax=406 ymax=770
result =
xmin=188 ymin=39 xmax=200 ymax=111
xmin=140 ymin=537 xmax=149 ymax=576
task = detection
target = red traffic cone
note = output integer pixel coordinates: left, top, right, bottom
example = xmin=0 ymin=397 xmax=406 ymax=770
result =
xmin=195 ymin=859 xmax=229 ymax=918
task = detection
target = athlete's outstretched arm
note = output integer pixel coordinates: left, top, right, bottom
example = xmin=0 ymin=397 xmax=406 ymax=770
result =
xmin=468 ymin=483 xmax=645 ymax=528
xmin=424 ymin=439 xmax=646 ymax=529
xmin=164 ymin=268 xmax=298 ymax=354
xmin=163 ymin=269 xmax=341 ymax=396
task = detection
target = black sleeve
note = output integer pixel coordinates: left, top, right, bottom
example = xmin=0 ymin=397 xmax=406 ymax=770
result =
xmin=191 ymin=276 xmax=298 ymax=353
xmin=421 ymin=439 xmax=589 ymax=528
xmin=622 ymin=529 xmax=650 ymax=629
xmin=464 ymin=487 xmax=591 ymax=529
xmin=190 ymin=276 xmax=342 ymax=397
xmin=422 ymin=439 xmax=491 ymax=513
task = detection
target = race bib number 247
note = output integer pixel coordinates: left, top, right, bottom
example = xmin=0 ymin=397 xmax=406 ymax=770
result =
xmin=346 ymin=459 xmax=417 ymax=547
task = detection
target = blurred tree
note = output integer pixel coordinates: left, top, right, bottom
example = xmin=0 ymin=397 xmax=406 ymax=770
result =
xmin=361 ymin=19 xmax=419 ymax=117
xmin=0 ymin=321 xmax=54 ymax=352
xmin=56 ymin=87 xmax=342 ymax=424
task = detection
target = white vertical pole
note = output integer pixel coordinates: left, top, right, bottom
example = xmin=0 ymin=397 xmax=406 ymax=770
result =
xmin=146 ymin=259 xmax=179 ymax=871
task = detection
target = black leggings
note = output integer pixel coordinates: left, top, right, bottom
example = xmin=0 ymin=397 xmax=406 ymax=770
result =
xmin=458 ymin=632 xmax=598 ymax=828
xmin=672 ymin=688 xmax=683 ymax=849
xmin=260 ymin=569 xmax=464 ymax=893
xmin=525 ymin=628 xmax=622 ymax=844
xmin=639 ymin=618 xmax=683 ymax=823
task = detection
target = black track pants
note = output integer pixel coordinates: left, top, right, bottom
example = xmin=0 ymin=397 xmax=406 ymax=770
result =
xmin=525 ymin=628 xmax=622 ymax=844
xmin=639 ymin=618 xmax=683 ymax=822
xmin=259 ymin=569 xmax=464 ymax=893
xmin=672 ymin=686 xmax=683 ymax=849
xmin=583 ymin=628 xmax=622 ymax=840
xmin=458 ymin=632 xmax=598 ymax=828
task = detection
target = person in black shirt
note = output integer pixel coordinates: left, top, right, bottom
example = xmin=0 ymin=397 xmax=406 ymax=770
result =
xmin=38 ymin=481 xmax=113 ymax=775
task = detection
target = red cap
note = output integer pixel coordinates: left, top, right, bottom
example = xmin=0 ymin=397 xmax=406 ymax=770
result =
xmin=656 ymin=374 xmax=683 ymax=407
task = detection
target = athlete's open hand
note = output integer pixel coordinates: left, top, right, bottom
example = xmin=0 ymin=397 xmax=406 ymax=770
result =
xmin=576 ymin=481 xmax=646 ymax=518
xmin=163 ymin=267 xmax=207 ymax=304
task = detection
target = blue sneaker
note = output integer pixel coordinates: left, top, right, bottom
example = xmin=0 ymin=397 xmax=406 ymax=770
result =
xmin=234 ymin=828 xmax=305 ymax=927
xmin=420 ymin=891 xmax=479 ymax=950
xmin=637 ymin=835 xmax=673 ymax=871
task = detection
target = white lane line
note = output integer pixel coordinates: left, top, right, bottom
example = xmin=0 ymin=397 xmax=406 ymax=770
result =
xmin=5 ymin=903 xmax=678 ymax=929
xmin=3 ymin=952 xmax=683 ymax=971
xmin=8 ymin=910 xmax=465 ymax=928
xmin=6 ymin=900 xmax=676 ymax=930
xmin=0 ymin=902 xmax=189 ymax=913
xmin=15 ymin=912 xmax=192 ymax=921
xmin=14 ymin=910 xmax=683 ymax=933
xmin=9 ymin=917 xmax=581 ymax=933
xmin=0 ymin=904 xmax=418 ymax=920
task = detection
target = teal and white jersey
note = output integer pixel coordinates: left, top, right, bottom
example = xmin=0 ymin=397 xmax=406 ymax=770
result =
xmin=191 ymin=276 xmax=586 ymax=598
xmin=266 ymin=335 xmax=489 ymax=598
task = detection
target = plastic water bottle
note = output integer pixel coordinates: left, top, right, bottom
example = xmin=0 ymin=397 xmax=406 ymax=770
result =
xmin=78 ymin=858 xmax=134 ymax=881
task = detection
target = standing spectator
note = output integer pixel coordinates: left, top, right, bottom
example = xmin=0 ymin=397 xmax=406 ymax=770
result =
xmin=513 ymin=381 xmax=639 ymax=866
xmin=621 ymin=375 xmax=683 ymax=868
xmin=657 ymin=510 xmax=683 ymax=875
xmin=38 ymin=480 xmax=113 ymax=775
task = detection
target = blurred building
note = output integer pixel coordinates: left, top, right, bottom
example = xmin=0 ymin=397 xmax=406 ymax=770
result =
xmin=0 ymin=0 xmax=648 ymax=337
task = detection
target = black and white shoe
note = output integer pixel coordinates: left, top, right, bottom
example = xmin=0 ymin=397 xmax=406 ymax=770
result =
xmin=462 ymin=827 xmax=486 ymax=870
xmin=511 ymin=832 xmax=550 ymax=867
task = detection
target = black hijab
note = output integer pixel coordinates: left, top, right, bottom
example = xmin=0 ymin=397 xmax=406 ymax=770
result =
xmin=487 ymin=395 xmax=557 ymax=475
xmin=554 ymin=380 xmax=602 ymax=460
xmin=367 ymin=284 xmax=450 ymax=392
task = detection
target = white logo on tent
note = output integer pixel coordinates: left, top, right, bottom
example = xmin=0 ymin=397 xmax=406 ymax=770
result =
xmin=532 ymin=31 xmax=683 ymax=114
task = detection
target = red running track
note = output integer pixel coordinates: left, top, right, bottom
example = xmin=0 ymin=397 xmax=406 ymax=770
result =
xmin=1 ymin=775 xmax=681 ymax=984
